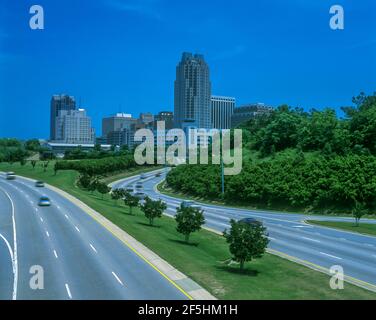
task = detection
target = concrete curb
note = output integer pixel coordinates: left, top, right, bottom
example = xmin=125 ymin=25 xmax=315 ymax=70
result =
xmin=23 ymin=177 xmax=217 ymax=300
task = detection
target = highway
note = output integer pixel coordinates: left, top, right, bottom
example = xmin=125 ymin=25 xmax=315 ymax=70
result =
xmin=0 ymin=173 xmax=188 ymax=300
xmin=112 ymin=170 xmax=376 ymax=291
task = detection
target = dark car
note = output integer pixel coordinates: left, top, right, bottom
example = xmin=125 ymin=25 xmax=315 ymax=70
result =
xmin=239 ymin=218 xmax=263 ymax=227
xmin=35 ymin=181 xmax=45 ymax=188
xmin=6 ymin=172 xmax=16 ymax=180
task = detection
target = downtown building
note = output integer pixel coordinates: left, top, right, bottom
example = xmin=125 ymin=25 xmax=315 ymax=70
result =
xmin=50 ymin=95 xmax=76 ymax=140
xmin=231 ymin=103 xmax=274 ymax=128
xmin=174 ymin=52 xmax=212 ymax=129
xmin=102 ymin=113 xmax=137 ymax=147
xmin=210 ymin=96 xmax=235 ymax=129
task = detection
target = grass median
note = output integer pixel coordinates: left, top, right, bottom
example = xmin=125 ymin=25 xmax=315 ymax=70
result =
xmin=1 ymin=161 xmax=376 ymax=300
xmin=307 ymin=220 xmax=376 ymax=237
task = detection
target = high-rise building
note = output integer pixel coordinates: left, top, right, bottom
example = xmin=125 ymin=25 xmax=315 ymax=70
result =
xmin=139 ymin=113 xmax=154 ymax=125
xmin=211 ymin=96 xmax=235 ymax=129
xmin=102 ymin=113 xmax=134 ymax=137
xmin=231 ymin=103 xmax=274 ymax=128
xmin=154 ymin=111 xmax=174 ymax=130
xmin=56 ymin=109 xmax=95 ymax=144
xmin=174 ymin=52 xmax=211 ymax=129
xmin=50 ymin=95 xmax=76 ymax=140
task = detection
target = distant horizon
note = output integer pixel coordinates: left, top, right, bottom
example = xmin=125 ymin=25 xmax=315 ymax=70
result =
xmin=1 ymin=0 xmax=375 ymax=139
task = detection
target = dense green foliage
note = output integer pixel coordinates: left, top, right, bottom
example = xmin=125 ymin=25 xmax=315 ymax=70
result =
xmin=55 ymin=154 xmax=136 ymax=176
xmin=167 ymin=93 xmax=376 ymax=214
xmin=175 ymin=204 xmax=205 ymax=242
xmin=224 ymin=220 xmax=269 ymax=270
xmin=140 ymin=197 xmax=167 ymax=226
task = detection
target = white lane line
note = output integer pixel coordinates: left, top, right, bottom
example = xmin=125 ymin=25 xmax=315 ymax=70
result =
xmin=90 ymin=244 xmax=97 ymax=253
xmin=320 ymin=252 xmax=342 ymax=260
xmin=65 ymin=284 xmax=72 ymax=299
xmin=40 ymin=217 xmax=43 ymax=223
xmin=0 ymin=233 xmax=14 ymax=262
xmin=0 ymin=187 xmax=18 ymax=300
xmin=302 ymin=236 xmax=321 ymax=243
xmin=64 ymin=214 xmax=69 ymax=219
xmin=112 ymin=272 xmax=124 ymax=286
xmin=46 ymin=231 xmax=50 ymax=238
xmin=74 ymin=226 xmax=80 ymax=233
xmin=53 ymin=250 xmax=58 ymax=259
xmin=268 ymin=236 xmax=276 ymax=241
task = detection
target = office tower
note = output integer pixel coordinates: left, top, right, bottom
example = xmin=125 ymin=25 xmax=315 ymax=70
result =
xmin=102 ymin=113 xmax=134 ymax=137
xmin=56 ymin=109 xmax=95 ymax=144
xmin=211 ymin=96 xmax=235 ymax=129
xmin=50 ymin=95 xmax=76 ymax=140
xmin=139 ymin=113 xmax=154 ymax=125
xmin=154 ymin=111 xmax=174 ymax=130
xmin=174 ymin=52 xmax=212 ymax=129
xmin=231 ymin=103 xmax=274 ymax=128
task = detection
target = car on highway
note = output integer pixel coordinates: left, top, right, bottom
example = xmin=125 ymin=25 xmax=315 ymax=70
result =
xmin=239 ymin=217 xmax=262 ymax=227
xmin=38 ymin=196 xmax=51 ymax=207
xmin=126 ymin=187 xmax=134 ymax=193
xmin=35 ymin=181 xmax=45 ymax=188
xmin=155 ymin=172 xmax=162 ymax=177
xmin=140 ymin=173 xmax=147 ymax=179
xmin=181 ymin=200 xmax=202 ymax=211
xmin=134 ymin=191 xmax=146 ymax=199
xmin=6 ymin=172 xmax=16 ymax=180
xmin=135 ymin=182 xmax=143 ymax=189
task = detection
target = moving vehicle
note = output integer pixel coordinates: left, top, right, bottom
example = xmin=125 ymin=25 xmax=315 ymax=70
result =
xmin=126 ymin=187 xmax=134 ymax=193
xmin=6 ymin=172 xmax=16 ymax=180
xmin=135 ymin=182 xmax=143 ymax=189
xmin=155 ymin=172 xmax=162 ymax=177
xmin=239 ymin=217 xmax=263 ymax=227
xmin=181 ymin=200 xmax=202 ymax=210
xmin=140 ymin=173 xmax=147 ymax=179
xmin=35 ymin=181 xmax=45 ymax=188
xmin=38 ymin=196 xmax=51 ymax=207
xmin=134 ymin=192 xmax=146 ymax=199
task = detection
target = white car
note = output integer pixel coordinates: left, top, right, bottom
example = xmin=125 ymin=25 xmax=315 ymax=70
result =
xmin=38 ymin=196 xmax=51 ymax=207
xmin=6 ymin=172 xmax=16 ymax=180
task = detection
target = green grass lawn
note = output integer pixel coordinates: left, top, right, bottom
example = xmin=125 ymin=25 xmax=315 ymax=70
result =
xmin=308 ymin=220 xmax=376 ymax=237
xmin=1 ymin=161 xmax=375 ymax=300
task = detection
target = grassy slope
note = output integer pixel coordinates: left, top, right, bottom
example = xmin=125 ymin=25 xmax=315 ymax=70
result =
xmin=1 ymin=161 xmax=375 ymax=300
xmin=308 ymin=220 xmax=376 ymax=237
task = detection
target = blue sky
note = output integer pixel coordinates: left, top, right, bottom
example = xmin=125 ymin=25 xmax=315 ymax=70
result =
xmin=0 ymin=0 xmax=375 ymax=139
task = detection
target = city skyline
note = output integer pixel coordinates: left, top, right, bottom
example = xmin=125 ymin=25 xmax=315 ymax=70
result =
xmin=1 ymin=0 xmax=375 ymax=139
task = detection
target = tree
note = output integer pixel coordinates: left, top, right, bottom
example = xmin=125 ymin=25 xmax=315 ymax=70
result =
xmin=224 ymin=219 xmax=269 ymax=270
xmin=352 ymin=201 xmax=367 ymax=226
xmin=25 ymin=139 xmax=41 ymax=151
xmin=31 ymin=160 xmax=37 ymax=170
xmin=96 ymin=182 xmax=111 ymax=200
xmin=42 ymin=161 xmax=49 ymax=172
xmin=123 ymin=191 xmax=140 ymax=215
xmin=87 ymin=178 xmax=98 ymax=194
xmin=78 ymin=174 xmax=92 ymax=189
xmin=111 ymin=188 xmax=124 ymax=205
xmin=175 ymin=204 xmax=205 ymax=243
xmin=140 ymin=196 xmax=167 ymax=226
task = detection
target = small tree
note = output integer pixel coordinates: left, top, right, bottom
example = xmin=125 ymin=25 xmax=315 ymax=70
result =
xmin=111 ymin=188 xmax=124 ymax=205
xmin=20 ymin=159 xmax=26 ymax=166
xmin=96 ymin=182 xmax=111 ymax=200
xmin=123 ymin=191 xmax=140 ymax=215
xmin=87 ymin=178 xmax=98 ymax=194
xmin=224 ymin=219 xmax=269 ymax=270
xmin=140 ymin=197 xmax=167 ymax=226
xmin=175 ymin=204 xmax=205 ymax=243
xmin=42 ymin=161 xmax=49 ymax=172
xmin=31 ymin=160 xmax=37 ymax=170
xmin=352 ymin=201 xmax=367 ymax=227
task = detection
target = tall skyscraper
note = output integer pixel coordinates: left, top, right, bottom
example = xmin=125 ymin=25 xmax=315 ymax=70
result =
xmin=56 ymin=109 xmax=95 ymax=144
xmin=211 ymin=96 xmax=235 ymax=129
xmin=50 ymin=95 xmax=76 ymax=140
xmin=154 ymin=111 xmax=174 ymax=130
xmin=174 ymin=52 xmax=212 ymax=129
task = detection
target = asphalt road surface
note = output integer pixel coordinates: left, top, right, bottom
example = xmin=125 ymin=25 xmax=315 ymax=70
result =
xmin=0 ymin=173 xmax=188 ymax=300
xmin=112 ymin=169 xmax=376 ymax=290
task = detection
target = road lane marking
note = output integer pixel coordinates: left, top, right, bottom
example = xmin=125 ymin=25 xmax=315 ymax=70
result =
xmin=0 ymin=187 xmax=19 ymax=300
xmin=112 ymin=272 xmax=124 ymax=286
xmin=268 ymin=237 xmax=276 ymax=241
xmin=320 ymin=252 xmax=342 ymax=260
xmin=90 ymin=244 xmax=97 ymax=253
xmin=302 ymin=237 xmax=321 ymax=243
xmin=64 ymin=214 xmax=69 ymax=219
xmin=40 ymin=217 xmax=43 ymax=222
xmin=65 ymin=284 xmax=72 ymax=299
xmin=46 ymin=231 xmax=50 ymax=238
xmin=0 ymin=233 xmax=14 ymax=262
xmin=53 ymin=250 xmax=58 ymax=259
xmin=75 ymin=226 xmax=80 ymax=233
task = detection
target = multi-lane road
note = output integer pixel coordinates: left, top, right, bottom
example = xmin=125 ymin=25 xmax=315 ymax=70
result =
xmin=0 ymin=173 xmax=188 ymax=300
xmin=112 ymin=170 xmax=376 ymax=291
